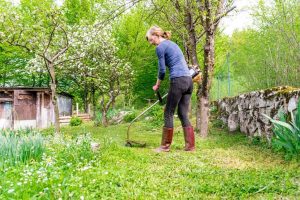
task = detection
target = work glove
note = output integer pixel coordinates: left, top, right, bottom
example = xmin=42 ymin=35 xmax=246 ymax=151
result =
xmin=192 ymin=73 xmax=202 ymax=83
xmin=152 ymin=84 xmax=159 ymax=91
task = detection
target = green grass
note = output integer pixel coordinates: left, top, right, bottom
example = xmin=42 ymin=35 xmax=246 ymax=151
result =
xmin=0 ymin=129 xmax=44 ymax=168
xmin=0 ymin=120 xmax=299 ymax=199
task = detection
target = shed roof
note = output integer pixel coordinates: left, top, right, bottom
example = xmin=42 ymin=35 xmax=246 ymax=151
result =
xmin=0 ymin=87 xmax=51 ymax=92
xmin=0 ymin=87 xmax=73 ymax=98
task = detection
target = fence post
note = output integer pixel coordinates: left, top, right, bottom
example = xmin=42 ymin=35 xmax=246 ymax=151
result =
xmin=76 ymin=103 xmax=79 ymax=116
xmin=217 ymin=75 xmax=220 ymax=99
xmin=227 ymin=53 xmax=231 ymax=96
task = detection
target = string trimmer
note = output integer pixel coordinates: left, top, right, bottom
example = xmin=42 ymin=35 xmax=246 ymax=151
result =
xmin=125 ymin=91 xmax=168 ymax=147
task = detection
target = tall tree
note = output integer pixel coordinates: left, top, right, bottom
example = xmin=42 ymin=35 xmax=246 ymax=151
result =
xmin=151 ymin=0 xmax=203 ymax=68
xmin=60 ymin=0 xmax=142 ymax=110
xmin=62 ymin=24 xmax=132 ymax=126
xmin=195 ymin=0 xmax=235 ymax=137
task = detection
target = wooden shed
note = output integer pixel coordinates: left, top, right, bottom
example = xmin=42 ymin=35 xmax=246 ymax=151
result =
xmin=0 ymin=87 xmax=73 ymax=129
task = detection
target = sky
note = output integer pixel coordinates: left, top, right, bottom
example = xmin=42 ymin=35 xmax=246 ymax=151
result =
xmin=220 ymin=0 xmax=261 ymax=35
xmin=10 ymin=0 xmax=272 ymax=35
xmin=220 ymin=0 xmax=274 ymax=35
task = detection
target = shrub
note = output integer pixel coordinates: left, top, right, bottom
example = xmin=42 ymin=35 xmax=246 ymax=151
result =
xmin=107 ymin=109 xmax=119 ymax=119
xmin=94 ymin=109 xmax=119 ymax=126
xmin=123 ymin=111 xmax=137 ymax=123
xmin=70 ymin=116 xmax=83 ymax=126
xmin=0 ymin=129 xmax=45 ymax=167
xmin=211 ymin=119 xmax=226 ymax=129
xmin=147 ymin=104 xmax=164 ymax=127
xmin=94 ymin=112 xmax=102 ymax=126
xmin=263 ymin=100 xmax=300 ymax=160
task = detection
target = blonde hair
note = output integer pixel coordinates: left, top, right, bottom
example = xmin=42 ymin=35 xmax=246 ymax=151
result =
xmin=146 ymin=26 xmax=171 ymax=41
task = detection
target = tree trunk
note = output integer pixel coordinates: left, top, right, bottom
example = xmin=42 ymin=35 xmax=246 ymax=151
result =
xmin=49 ymin=63 xmax=60 ymax=133
xmin=184 ymin=0 xmax=199 ymax=68
xmin=186 ymin=16 xmax=199 ymax=121
xmin=196 ymin=83 xmax=201 ymax=133
xmin=197 ymin=29 xmax=215 ymax=137
xmin=102 ymin=109 xmax=108 ymax=127
xmin=39 ymin=70 xmax=43 ymax=87
xmin=100 ymin=94 xmax=108 ymax=127
xmin=84 ymin=81 xmax=88 ymax=113
xmin=199 ymin=95 xmax=209 ymax=136
xmin=91 ymin=85 xmax=96 ymax=119
xmin=32 ymin=74 xmax=36 ymax=87
xmin=183 ymin=38 xmax=190 ymax=63
xmin=184 ymin=0 xmax=200 ymax=122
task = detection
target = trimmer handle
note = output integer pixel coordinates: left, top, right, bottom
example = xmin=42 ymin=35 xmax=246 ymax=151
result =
xmin=156 ymin=90 xmax=163 ymax=104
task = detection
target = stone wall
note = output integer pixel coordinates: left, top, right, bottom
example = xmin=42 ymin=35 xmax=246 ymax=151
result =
xmin=214 ymin=86 xmax=300 ymax=139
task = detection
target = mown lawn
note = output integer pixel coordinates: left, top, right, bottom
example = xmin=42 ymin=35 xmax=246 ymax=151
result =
xmin=1 ymin=120 xmax=299 ymax=199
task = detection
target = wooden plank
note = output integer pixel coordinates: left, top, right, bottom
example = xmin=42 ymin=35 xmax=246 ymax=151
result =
xmin=0 ymin=98 xmax=13 ymax=102
xmin=59 ymin=113 xmax=91 ymax=125
xmin=59 ymin=116 xmax=72 ymax=119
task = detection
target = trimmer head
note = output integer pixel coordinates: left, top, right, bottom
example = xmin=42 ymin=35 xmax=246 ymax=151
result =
xmin=125 ymin=140 xmax=146 ymax=148
xmin=125 ymin=91 xmax=168 ymax=148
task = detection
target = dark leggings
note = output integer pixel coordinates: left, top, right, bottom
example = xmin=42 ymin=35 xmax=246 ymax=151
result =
xmin=164 ymin=76 xmax=193 ymax=128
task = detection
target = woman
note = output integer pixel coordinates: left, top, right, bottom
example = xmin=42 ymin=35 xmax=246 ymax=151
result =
xmin=146 ymin=26 xmax=195 ymax=152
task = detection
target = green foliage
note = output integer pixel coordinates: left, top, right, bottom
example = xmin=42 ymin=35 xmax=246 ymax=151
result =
xmin=229 ymin=0 xmax=300 ymax=90
xmin=93 ymin=109 xmax=120 ymax=126
xmin=103 ymin=109 xmax=117 ymax=120
xmin=123 ymin=111 xmax=137 ymax=123
xmin=0 ymin=131 xmax=99 ymax=199
xmin=147 ymin=104 xmax=164 ymax=127
xmin=1 ymin=122 xmax=299 ymax=198
xmin=210 ymin=76 xmax=248 ymax=101
xmin=70 ymin=116 xmax=83 ymax=126
xmin=93 ymin=111 xmax=102 ymax=127
xmin=248 ymin=132 xmax=271 ymax=147
xmin=113 ymin=6 xmax=169 ymax=106
xmin=263 ymin=100 xmax=300 ymax=160
xmin=211 ymin=119 xmax=226 ymax=129
xmin=63 ymin=0 xmax=98 ymax=24
xmin=0 ymin=129 xmax=45 ymax=168
xmin=0 ymin=43 xmax=46 ymax=87
xmin=148 ymin=104 xmax=164 ymax=118
xmin=53 ymin=133 xmax=95 ymax=165
xmin=209 ymin=34 xmax=248 ymax=100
